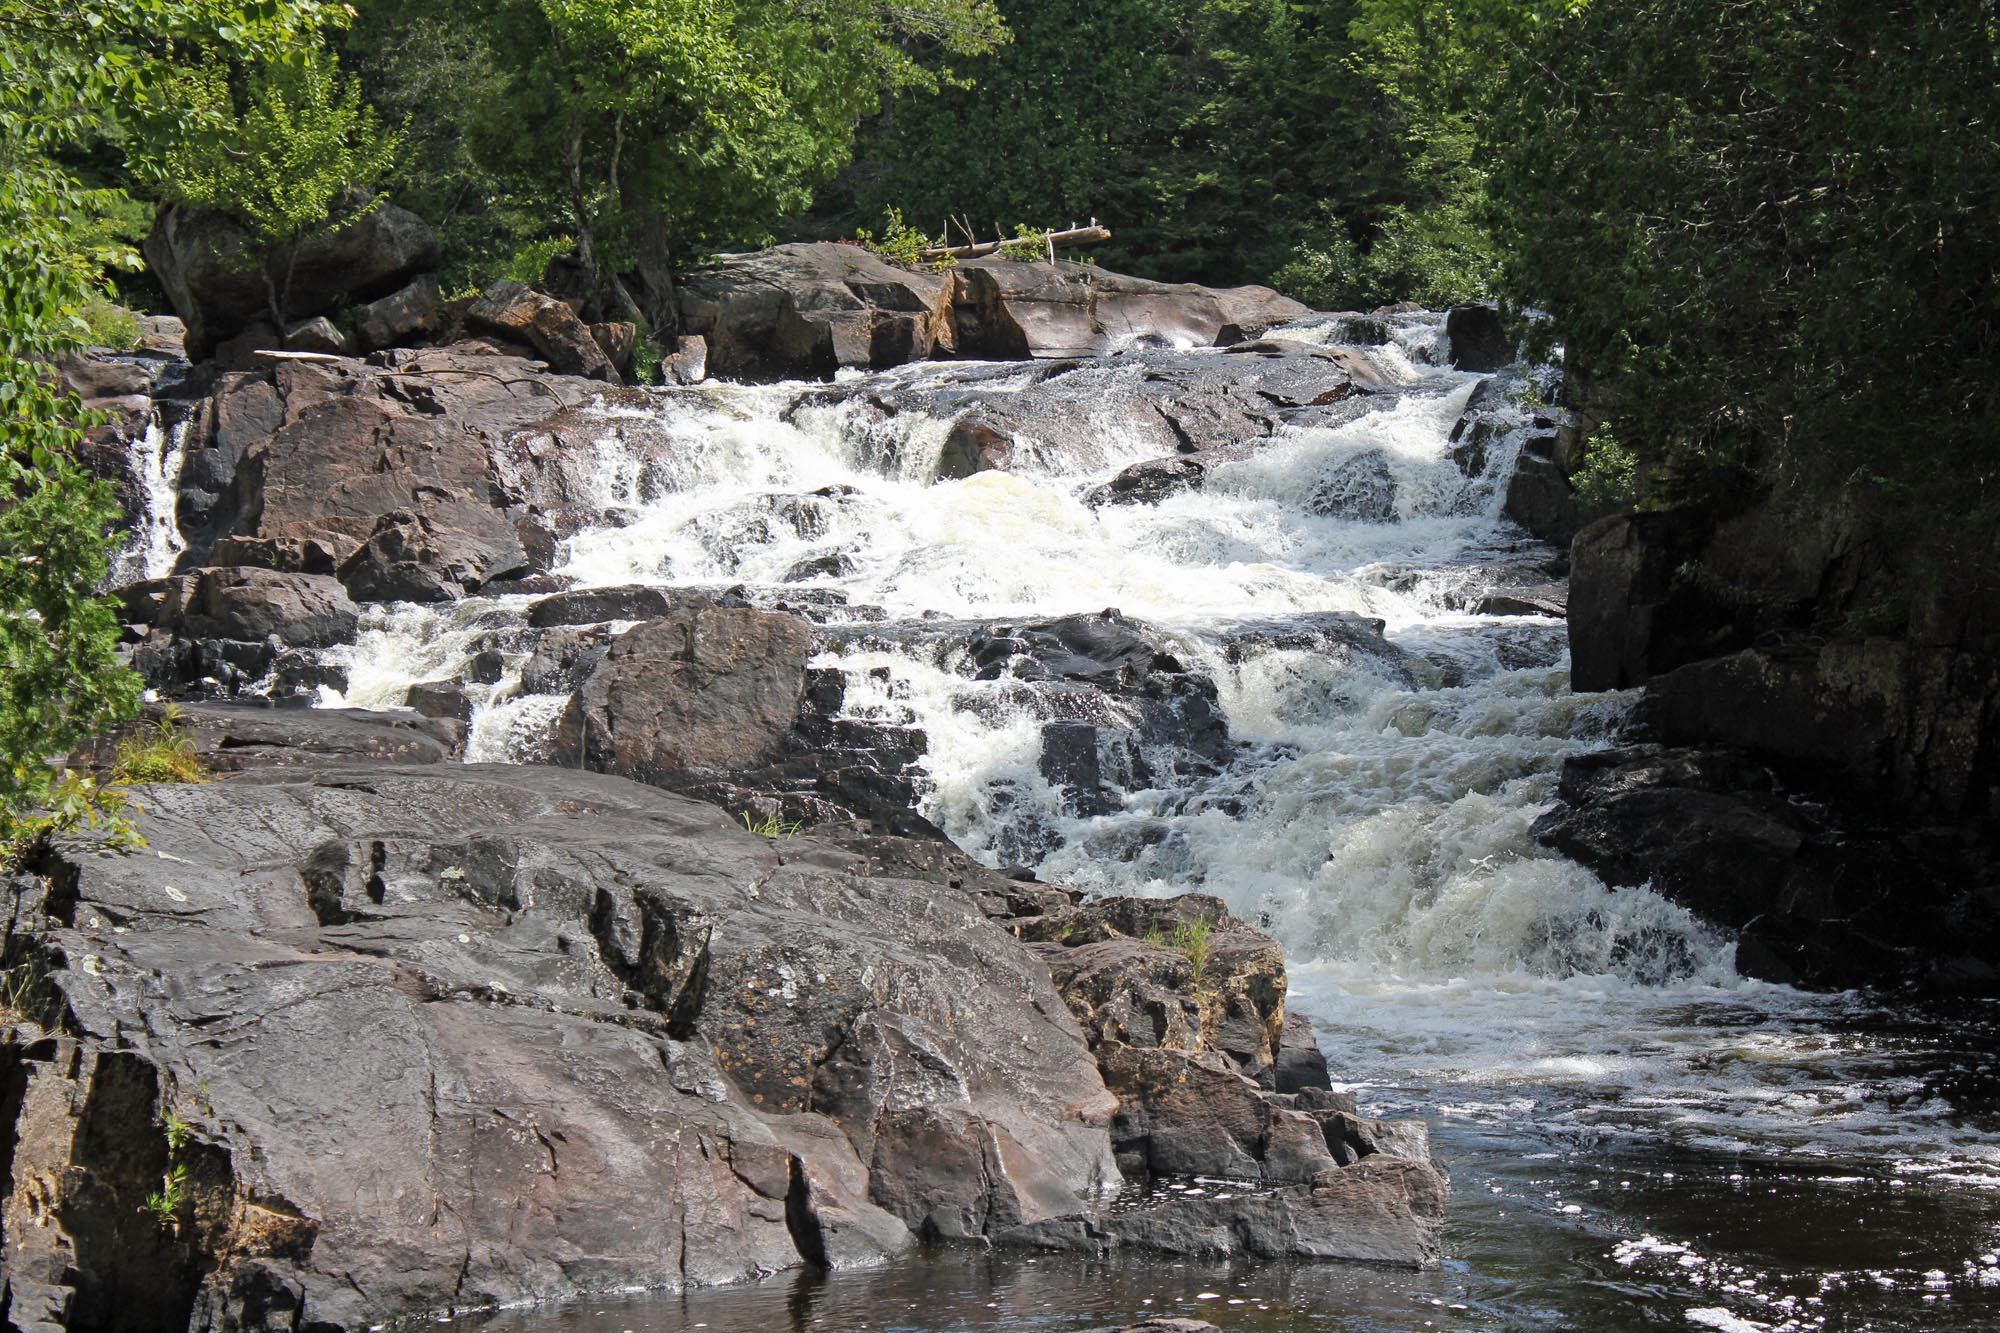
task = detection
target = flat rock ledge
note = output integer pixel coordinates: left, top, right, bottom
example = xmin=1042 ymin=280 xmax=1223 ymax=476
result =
xmin=0 ymin=761 xmax=1443 ymax=1332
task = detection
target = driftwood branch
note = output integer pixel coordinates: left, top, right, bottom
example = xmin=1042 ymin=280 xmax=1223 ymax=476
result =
xmin=919 ymin=224 xmax=1112 ymax=262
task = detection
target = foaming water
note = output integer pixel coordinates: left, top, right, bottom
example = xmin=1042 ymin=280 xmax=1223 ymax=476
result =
xmin=322 ymin=325 xmax=2000 ymax=1330
xmin=110 ymin=412 xmax=189 ymax=583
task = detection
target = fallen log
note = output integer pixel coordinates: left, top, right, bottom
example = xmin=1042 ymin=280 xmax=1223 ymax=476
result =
xmin=920 ymin=224 xmax=1112 ymax=262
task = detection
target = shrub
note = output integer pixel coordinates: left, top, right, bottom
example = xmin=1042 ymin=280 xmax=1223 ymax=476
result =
xmin=1572 ymin=426 xmax=1641 ymax=514
xmin=77 ymin=299 xmax=141 ymax=351
xmin=112 ymin=711 xmax=210 ymax=786
xmin=741 ymin=810 xmax=802 ymax=839
xmin=496 ymin=234 xmax=575 ymax=286
xmin=854 ymin=208 xmax=951 ymax=272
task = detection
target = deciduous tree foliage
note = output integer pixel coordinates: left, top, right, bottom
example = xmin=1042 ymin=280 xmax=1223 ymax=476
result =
xmin=848 ymin=0 xmax=1407 ymax=287
xmin=154 ymin=55 xmax=403 ymax=329
xmin=0 ymin=0 xmax=331 ymax=847
xmin=1480 ymin=0 xmax=2000 ymax=509
xmin=358 ymin=0 xmax=1006 ymax=328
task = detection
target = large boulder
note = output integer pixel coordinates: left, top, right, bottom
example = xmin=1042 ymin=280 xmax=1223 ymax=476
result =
xmin=174 ymin=349 xmax=625 ymax=575
xmin=349 ymin=275 xmax=441 ymax=353
xmin=144 ymin=196 xmax=440 ymax=361
xmin=951 ymin=259 xmax=1310 ymax=360
xmin=465 ymin=281 xmax=619 ymax=382
xmin=676 ymin=243 xmax=1311 ymax=379
xmin=5 ymin=764 xmax=1123 ymax=1328
xmin=678 ymin=243 xmax=957 ymax=379
xmin=556 ymin=605 xmax=813 ymax=787
xmin=179 ymin=567 xmax=358 ymax=648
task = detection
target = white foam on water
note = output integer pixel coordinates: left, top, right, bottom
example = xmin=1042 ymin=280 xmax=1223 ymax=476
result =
xmin=111 ymin=413 xmax=189 ymax=583
xmin=314 ymin=319 xmax=2000 ymax=1195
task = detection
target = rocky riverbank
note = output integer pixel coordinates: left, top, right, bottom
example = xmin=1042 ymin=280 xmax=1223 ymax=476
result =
xmin=1541 ymin=483 xmax=2000 ymax=993
xmin=3 ymin=705 xmax=1442 ymax=1330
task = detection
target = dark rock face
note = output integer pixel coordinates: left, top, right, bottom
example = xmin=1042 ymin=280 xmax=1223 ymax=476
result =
xmin=1533 ymin=745 xmax=2000 ymax=993
xmin=678 ymin=243 xmax=956 ymax=379
xmin=1444 ymin=303 xmax=1512 ymax=372
xmin=556 ymin=605 xmax=813 ymax=787
xmin=144 ymin=197 xmax=440 ymax=360
xmin=1564 ymin=492 xmax=2000 ymax=826
xmin=1566 ymin=511 xmax=1723 ymax=690
xmin=5 ymin=765 xmax=1129 ymax=1328
xmin=466 ymin=281 xmax=620 ymax=382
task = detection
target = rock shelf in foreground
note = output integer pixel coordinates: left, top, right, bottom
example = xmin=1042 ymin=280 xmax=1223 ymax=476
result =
xmin=1 ymin=743 xmax=1443 ymax=1331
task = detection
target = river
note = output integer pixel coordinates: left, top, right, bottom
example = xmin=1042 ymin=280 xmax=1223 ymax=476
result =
xmin=228 ymin=316 xmax=2000 ymax=1331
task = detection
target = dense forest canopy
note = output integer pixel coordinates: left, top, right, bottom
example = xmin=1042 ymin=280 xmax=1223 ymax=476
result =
xmin=3 ymin=0 xmax=1996 ymax=843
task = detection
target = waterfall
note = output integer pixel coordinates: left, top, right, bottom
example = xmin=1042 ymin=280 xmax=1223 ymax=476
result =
xmin=327 ymin=327 xmax=1729 ymax=988
xmin=111 ymin=412 xmax=190 ymax=584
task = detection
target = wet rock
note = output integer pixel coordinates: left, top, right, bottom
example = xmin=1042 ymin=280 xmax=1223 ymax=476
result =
xmin=1273 ymin=1012 xmax=1333 ymax=1095
xmin=1532 ymin=744 xmax=2000 ymax=993
xmin=518 ymin=624 xmax=611 ymax=694
xmin=180 ymin=568 xmax=358 ymax=648
xmin=1004 ymin=1155 xmax=1445 ymax=1267
xmin=11 ymin=764 xmax=1123 ymax=1326
xmin=107 ymin=699 xmax=459 ymax=769
xmin=1472 ymin=582 xmax=1567 ymax=617
xmin=1307 ymin=449 xmax=1395 ymax=521
xmin=526 ymin=583 xmax=722 ymax=627
xmin=403 ymin=679 xmax=474 ymax=722
xmin=921 ymin=348 xmax=1389 ymax=482
xmin=56 ymin=353 xmax=163 ymax=402
xmin=1444 ymin=303 xmax=1511 ymax=372
xmin=144 ymin=195 xmax=439 ymax=360
xmin=335 ymin=496 xmax=533 ymax=603
xmin=1213 ymin=613 xmax=1436 ymax=688
xmin=465 ymin=281 xmax=620 ymax=382
xmin=664 ymin=333 xmax=709 ymax=385
xmin=556 ymin=605 xmax=812 ymax=787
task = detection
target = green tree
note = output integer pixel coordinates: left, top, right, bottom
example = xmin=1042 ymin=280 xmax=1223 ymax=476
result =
xmin=0 ymin=0 xmax=332 ymax=852
xmin=154 ymin=55 xmax=403 ymax=329
xmin=362 ymin=0 xmax=1005 ymax=331
xmin=849 ymin=0 xmax=1405 ymax=287
xmin=1480 ymin=0 xmax=2000 ymax=509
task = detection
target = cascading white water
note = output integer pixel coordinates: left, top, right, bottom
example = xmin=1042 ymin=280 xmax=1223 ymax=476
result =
xmin=110 ymin=412 xmax=190 ymax=584
xmin=328 ymin=325 xmax=2000 ymax=1195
